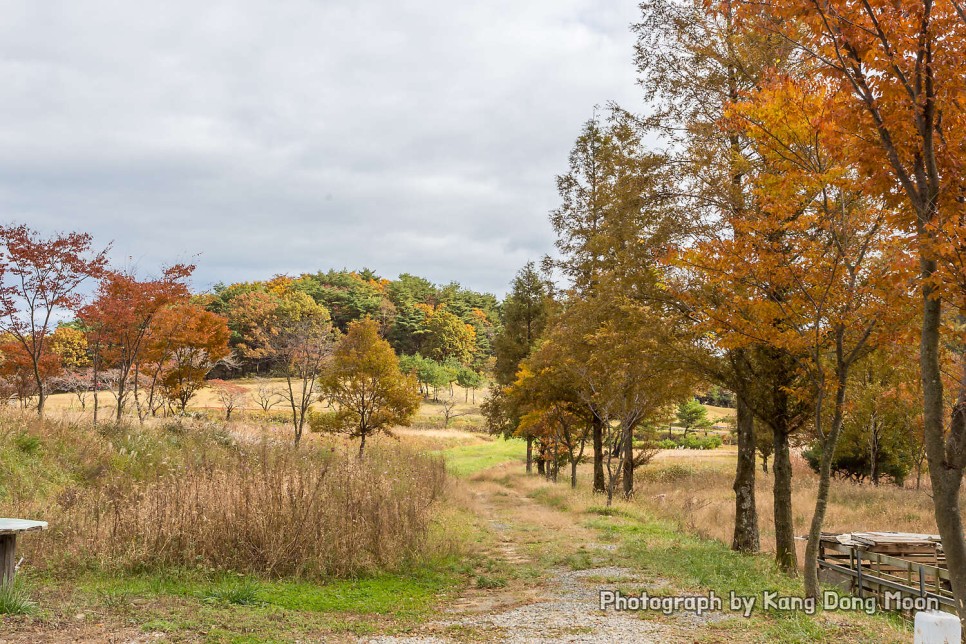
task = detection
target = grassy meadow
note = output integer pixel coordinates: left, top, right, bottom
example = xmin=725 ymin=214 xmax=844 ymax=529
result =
xmin=0 ymin=391 xmax=927 ymax=641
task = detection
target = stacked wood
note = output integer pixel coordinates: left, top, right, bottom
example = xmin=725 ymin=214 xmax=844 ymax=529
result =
xmin=820 ymin=532 xmax=944 ymax=567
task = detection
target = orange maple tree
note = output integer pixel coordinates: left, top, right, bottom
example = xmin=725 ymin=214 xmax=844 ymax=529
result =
xmin=143 ymin=303 xmax=231 ymax=414
xmin=80 ymin=264 xmax=194 ymax=424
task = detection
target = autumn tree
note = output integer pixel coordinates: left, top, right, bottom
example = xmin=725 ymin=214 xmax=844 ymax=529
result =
xmin=271 ymin=290 xmax=336 ymax=445
xmin=80 ymin=265 xmax=193 ymax=424
xmin=314 ymin=318 xmax=421 ymax=456
xmin=531 ymin=292 xmax=694 ymax=504
xmin=547 ymin=111 xmax=682 ymax=495
xmin=49 ymin=324 xmax=89 ymax=370
xmin=0 ymin=225 xmax=108 ymax=416
xmin=0 ymin=337 xmax=61 ymax=408
xmin=423 ymin=307 xmax=476 ymax=365
xmin=221 ymin=288 xmax=286 ymax=371
xmin=722 ymin=75 xmax=913 ymax=596
xmin=635 ymin=0 xmax=794 ymax=557
xmin=507 ymin=354 xmax=591 ymax=488
xmin=743 ymin=0 xmax=966 ymax=615
xmin=144 ymin=303 xmax=231 ymax=414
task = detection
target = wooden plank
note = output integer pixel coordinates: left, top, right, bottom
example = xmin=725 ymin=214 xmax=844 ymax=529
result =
xmin=0 ymin=519 xmax=47 ymax=536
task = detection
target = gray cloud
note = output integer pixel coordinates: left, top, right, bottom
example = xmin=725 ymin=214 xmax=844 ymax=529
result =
xmin=0 ymin=0 xmax=642 ymax=295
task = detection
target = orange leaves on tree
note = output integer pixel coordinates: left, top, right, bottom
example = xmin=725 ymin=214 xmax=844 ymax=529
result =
xmin=0 ymin=225 xmax=108 ymax=414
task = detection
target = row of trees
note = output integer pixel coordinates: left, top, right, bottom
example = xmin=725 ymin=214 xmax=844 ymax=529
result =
xmin=206 ymin=270 xmax=498 ymax=374
xmin=488 ymin=0 xmax=966 ymax=622
xmin=0 ymin=227 xmax=427 ymax=452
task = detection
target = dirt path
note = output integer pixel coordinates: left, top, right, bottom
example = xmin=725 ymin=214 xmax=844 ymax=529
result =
xmin=371 ymin=464 xmax=698 ymax=643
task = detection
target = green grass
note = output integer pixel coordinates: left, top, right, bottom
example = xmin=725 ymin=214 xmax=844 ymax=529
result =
xmin=201 ymin=579 xmax=262 ymax=606
xmin=258 ymin=569 xmax=457 ymax=617
xmin=79 ymin=566 xmax=458 ymax=618
xmin=0 ymin=582 xmax=35 ymax=615
xmin=579 ymin=508 xmax=909 ymax=643
xmin=438 ymin=438 xmax=526 ymax=476
xmin=62 ymin=564 xmax=465 ymax=641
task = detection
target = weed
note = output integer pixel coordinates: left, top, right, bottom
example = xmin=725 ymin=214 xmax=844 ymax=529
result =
xmin=474 ymin=574 xmax=507 ymax=589
xmin=12 ymin=432 xmax=40 ymax=455
xmin=563 ymin=551 xmax=594 ymax=570
xmin=0 ymin=582 xmax=35 ymax=615
xmin=201 ymin=579 xmax=262 ymax=605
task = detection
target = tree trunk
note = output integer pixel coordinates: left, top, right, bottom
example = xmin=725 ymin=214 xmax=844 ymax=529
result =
xmin=592 ymin=412 xmax=605 ymax=494
xmin=358 ymin=430 xmax=367 ymax=457
xmin=804 ymin=361 xmax=849 ymax=598
xmin=732 ymin=394 xmax=759 ymax=553
xmin=526 ymin=436 xmax=533 ymax=473
xmin=93 ymin=357 xmax=100 ymax=428
xmin=870 ymin=427 xmax=879 ymax=487
xmin=921 ymin=287 xmax=966 ymax=623
xmin=537 ymin=456 xmax=545 ymax=476
xmin=621 ymin=423 xmax=634 ymax=499
xmin=571 ymin=459 xmax=578 ymax=489
xmin=31 ymin=356 xmax=45 ymax=418
xmin=772 ymin=424 xmax=797 ymax=574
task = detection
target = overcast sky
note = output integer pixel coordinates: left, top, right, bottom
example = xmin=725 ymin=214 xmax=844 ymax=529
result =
xmin=1 ymin=1 xmax=643 ymax=296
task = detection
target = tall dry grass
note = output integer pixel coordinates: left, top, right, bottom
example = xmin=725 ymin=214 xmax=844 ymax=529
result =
xmin=633 ymin=448 xmax=943 ymax=565
xmin=0 ymin=412 xmax=449 ymax=579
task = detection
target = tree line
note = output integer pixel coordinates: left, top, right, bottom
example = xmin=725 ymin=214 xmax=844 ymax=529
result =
xmin=484 ymin=0 xmax=966 ymax=622
xmin=0 ymin=227 xmax=483 ymax=453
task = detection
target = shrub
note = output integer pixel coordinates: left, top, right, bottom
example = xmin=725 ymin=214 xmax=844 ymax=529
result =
xmin=676 ymin=434 xmax=722 ymax=450
xmin=657 ymin=439 xmax=677 ymax=449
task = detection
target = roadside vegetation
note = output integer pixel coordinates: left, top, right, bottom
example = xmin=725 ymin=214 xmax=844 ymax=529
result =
xmin=0 ymin=410 xmax=476 ymax=640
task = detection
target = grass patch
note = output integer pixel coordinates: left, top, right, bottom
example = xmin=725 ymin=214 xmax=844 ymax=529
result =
xmin=259 ymin=569 xmax=458 ymax=617
xmin=474 ymin=574 xmax=508 ymax=589
xmin=63 ymin=563 xmax=465 ymax=640
xmin=438 ymin=438 xmax=525 ymax=476
xmin=79 ymin=565 xmax=459 ymax=618
xmin=528 ymin=487 xmax=570 ymax=511
xmin=200 ymin=579 xmax=262 ymax=606
xmin=0 ymin=582 xmax=35 ymax=615
xmin=583 ymin=505 xmax=909 ymax=643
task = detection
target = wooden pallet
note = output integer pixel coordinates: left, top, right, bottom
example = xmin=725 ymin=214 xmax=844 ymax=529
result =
xmin=819 ymin=532 xmax=954 ymax=614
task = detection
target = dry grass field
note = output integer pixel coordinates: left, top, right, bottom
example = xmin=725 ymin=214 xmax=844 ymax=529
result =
xmin=34 ymin=379 xmax=489 ymax=437
xmin=632 ymin=446 xmax=939 ymax=566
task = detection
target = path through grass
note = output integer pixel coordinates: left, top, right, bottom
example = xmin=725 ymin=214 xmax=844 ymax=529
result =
xmin=437 ymin=437 xmax=526 ymax=476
